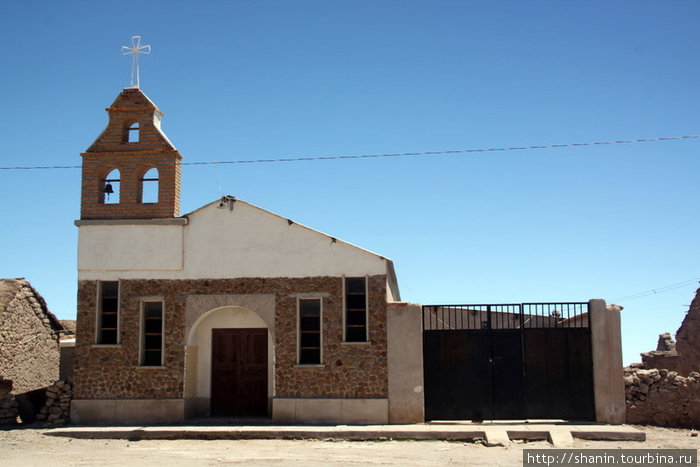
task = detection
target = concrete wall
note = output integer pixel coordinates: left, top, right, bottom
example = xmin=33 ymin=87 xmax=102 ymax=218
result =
xmin=71 ymin=398 xmax=185 ymax=425
xmin=76 ymin=200 xmax=392 ymax=281
xmin=272 ymin=398 xmax=388 ymax=424
xmin=77 ymin=223 xmax=184 ymax=272
xmin=387 ymin=303 xmax=424 ymax=423
xmin=590 ymin=299 xmax=626 ymax=424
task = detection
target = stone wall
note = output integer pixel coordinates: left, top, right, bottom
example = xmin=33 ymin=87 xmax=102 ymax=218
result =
xmin=625 ymin=367 xmax=700 ymax=428
xmin=640 ymin=333 xmax=678 ymax=371
xmin=36 ymin=379 xmax=73 ymax=427
xmin=0 ymin=378 xmax=18 ymax=425
xmin=675 ymin=288 xmax=700 ymax=375
xmin=624 ymin=288 xmax=700 ymax=428
xmin=74 ymin=275 xmax=388 ymax=401
xmin=0 ymin=279 xmax=61 ymax=394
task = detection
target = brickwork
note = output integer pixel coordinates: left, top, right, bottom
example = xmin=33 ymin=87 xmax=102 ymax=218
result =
xmin=0 ymin=279 xmax=61 ymax=394
xmin=80 ymin=88 xmax=182 ymax=220
xmin=73 ymin=276 xmax=388 ymax=401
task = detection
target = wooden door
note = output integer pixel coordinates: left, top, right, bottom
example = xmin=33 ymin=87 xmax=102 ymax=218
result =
xmin=211 ymin=328 xmax=268 ymax=416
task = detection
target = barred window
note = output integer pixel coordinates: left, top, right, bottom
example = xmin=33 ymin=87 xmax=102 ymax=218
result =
xmin=141 ymin=301 xmax=164 ymax=366
xmin=97 ymin=281 xmax=119 ymax=344
xmin=298 ymin=298 xmax=321 ymax=365
xmin=344 ymin=277 xmax=368 ymax=342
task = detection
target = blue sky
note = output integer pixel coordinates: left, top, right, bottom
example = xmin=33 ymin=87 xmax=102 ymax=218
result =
xmin=1 ymin=1 xmax=698 ymax=365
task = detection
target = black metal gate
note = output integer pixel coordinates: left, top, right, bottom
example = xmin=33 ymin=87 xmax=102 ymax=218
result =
xmin=422 ymin=303 xmax=594 ymax=421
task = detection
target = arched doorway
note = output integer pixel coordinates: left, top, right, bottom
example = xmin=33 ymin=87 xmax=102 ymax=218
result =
xmin=186 ymin=306 xmax=272 ymax=417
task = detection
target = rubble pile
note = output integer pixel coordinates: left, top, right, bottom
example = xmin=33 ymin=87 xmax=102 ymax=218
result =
xmin=35 ymin=379 xmax=72 ymax=427
xmin=0 ymin=377 xmax=18 ymax=425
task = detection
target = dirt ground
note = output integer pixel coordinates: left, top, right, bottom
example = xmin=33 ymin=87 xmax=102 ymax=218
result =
xmin=0 ymin=425 xmax=697 ymax=466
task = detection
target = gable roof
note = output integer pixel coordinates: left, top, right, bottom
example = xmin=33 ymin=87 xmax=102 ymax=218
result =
xmin=0 ymin=279 xmax=64 ymax=334
xmin=185 ymin=196 xmax=392 ymax=260
xmin=183 ymin=197 xmax=401 ymax=299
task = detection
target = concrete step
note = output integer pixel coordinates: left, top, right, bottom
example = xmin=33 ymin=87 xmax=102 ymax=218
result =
xmin=45 ymin=423 xmax=646 ymax=445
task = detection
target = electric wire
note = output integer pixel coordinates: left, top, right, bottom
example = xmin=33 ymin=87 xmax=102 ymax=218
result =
xmin=0 ymin=135 xmax=698 ymax=171
xmin=610 ymin=278 xmax=700 ymax=302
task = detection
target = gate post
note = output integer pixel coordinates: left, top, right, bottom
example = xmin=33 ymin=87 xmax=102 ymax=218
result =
xmin=387 ymin=302 xmax=424 ymax=423
xmin=589 ymin=299 xmax=626 ymax=424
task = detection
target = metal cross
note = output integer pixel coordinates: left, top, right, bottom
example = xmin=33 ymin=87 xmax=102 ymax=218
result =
xmin=121 ymin=36 xmax=151 ymax=88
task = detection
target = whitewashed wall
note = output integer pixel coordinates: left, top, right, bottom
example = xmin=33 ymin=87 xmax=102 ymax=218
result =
xmin=77 ymin=199 xmax=394 ymax=283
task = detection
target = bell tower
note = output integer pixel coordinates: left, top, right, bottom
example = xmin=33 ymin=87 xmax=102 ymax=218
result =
xmin=80 ymin=88 xmax=182 ymax=220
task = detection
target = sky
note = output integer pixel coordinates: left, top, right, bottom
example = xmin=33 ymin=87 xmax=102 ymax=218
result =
xmin=1 ymin=1 xmax=698 ymax=365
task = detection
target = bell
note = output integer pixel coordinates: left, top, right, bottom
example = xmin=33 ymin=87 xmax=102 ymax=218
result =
xmin=104 ymin=182 xmax=114 ymax=194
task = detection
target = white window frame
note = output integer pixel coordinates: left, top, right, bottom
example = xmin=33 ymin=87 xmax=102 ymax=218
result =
xmin=139 ymin=297 xmax=165 ymax=367
xmin=296 ymin=296 xmax=323 ymax=366
xmin=342 ymin=276 xmax=369 ymax=343
xmin=95 ymin=280 xmax=120 ymax=345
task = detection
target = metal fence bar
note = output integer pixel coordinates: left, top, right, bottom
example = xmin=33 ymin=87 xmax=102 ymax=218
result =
xmin=423 ymin=302 xmax=589 ymax=330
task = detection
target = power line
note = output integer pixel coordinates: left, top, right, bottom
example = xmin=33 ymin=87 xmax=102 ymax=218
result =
xmin=1 ymin=134 xmax=698 ymax=171
xmin=610 ymin=278 xmax=700 ymax=302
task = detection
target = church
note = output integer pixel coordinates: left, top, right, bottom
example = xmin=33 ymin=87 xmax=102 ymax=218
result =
xmin=70 ymin=87 xmax=424 ymax=424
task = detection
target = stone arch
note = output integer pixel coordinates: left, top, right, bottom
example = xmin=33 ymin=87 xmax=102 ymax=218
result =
xmin=184 ymin=294 xmax=276 ymax=417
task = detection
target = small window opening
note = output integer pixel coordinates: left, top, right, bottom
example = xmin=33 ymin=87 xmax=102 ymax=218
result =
xmin=298 ymin=298 xmax=322 ymax=365
xmin=141 ymin=301 xmax=164 ymax=366
xmin=103 ymin=169 xmax=120 ymax=204
xmin=98 ymin=281 xmax=119 ymax=345
xmin=123 ymin=122 xmax=140 ymax=143
xmin=140 ymin=167 xmax=159 ymax=203
xmin=345 ymin=277 xmax=368 ymax=342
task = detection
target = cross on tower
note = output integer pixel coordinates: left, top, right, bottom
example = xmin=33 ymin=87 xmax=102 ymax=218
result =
xmin=121 ymin=36 xmax=151 ymax=88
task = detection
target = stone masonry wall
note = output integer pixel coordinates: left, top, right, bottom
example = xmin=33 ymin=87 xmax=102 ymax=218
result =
xmin=73 ymin=275 xmax=388 ymax=400
xmin=0 ymin=280 xmax=60 ymax=394
xmin=625 ymin=367 xmax=700 ymax=428
xmin=675 ymin=288 xmax=700 ymax=376
xmin=624 ymin=288 xmax=700 ymax=428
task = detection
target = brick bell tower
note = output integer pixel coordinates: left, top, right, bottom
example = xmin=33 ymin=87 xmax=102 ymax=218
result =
xmin=80 ymin=88 xmax=182 ymax=220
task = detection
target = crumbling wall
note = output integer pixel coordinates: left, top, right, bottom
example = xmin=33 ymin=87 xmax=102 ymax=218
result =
xmin=624 ymin=288 xmax=700 ymax=428
xmin=640 ymin=332 xmax=678 ymax=371
xmin=0 ymin=279 xmax=61 ymax=394
xmin=625 ymin=367 xmax=700 ymax=428
xmin=675 ymin=288 xmax=700 ymax=375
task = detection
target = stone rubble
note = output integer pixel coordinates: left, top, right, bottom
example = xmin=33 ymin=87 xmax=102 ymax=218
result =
xmin=0 ymin=377 xmax=18 ymax=425
xmin=35 ymin=378 xmax=72 ymax=427
xmin=625 ymin=366 xmax=700 ymax=428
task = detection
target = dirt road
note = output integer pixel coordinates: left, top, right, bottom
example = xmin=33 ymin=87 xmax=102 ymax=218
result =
xmin=0 ymin=426 xmax=697 ymax=466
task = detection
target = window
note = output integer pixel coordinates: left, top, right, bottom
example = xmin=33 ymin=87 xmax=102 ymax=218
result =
xmin=141 ymin=301 xmax=164 ymax=366
xmin=344 ymin=277 xmax=368 ymax=342
xmin=103 ymin=169 xmax=120 ymax=204
xmin=298 ymin=298 xmax=321 ymax=365
xmin=122 ymin=121 xmax=140 ymax=143
xmin=97 ymin=281 xmax=119 ymax=344
xmin=140 ymin=167 xmax=159 ymax=203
